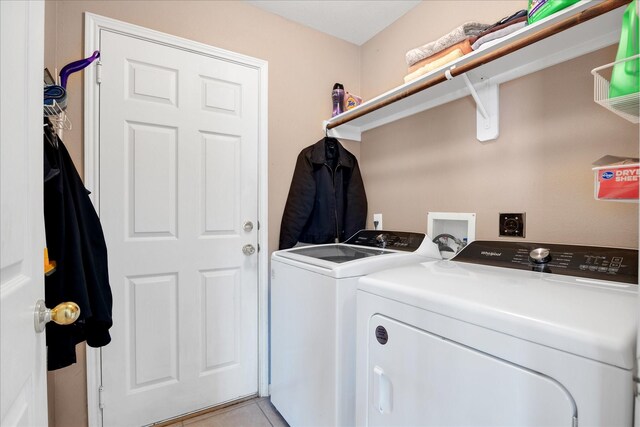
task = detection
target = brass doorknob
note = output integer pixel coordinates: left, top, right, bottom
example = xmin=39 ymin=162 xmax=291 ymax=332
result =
xmin=34 ymin=300 xmax=81 ymax=333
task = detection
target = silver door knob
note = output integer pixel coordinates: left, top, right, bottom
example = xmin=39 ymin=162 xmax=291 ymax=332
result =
xmin=34 ymin=299 xmax=81 ymax=333
xmin=243 ymin=221 xmax=254 ymax=232
xmin=242 ymin=244 xmax=256 ymax=256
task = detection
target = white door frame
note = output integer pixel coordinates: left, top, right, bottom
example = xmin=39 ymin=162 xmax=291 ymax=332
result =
xmin=84 ymin=13 xmax=269 ymax=426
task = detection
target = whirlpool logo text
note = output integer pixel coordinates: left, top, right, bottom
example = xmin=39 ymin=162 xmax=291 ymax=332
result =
xmin=480 ymin=251 xmax=502 ymax=257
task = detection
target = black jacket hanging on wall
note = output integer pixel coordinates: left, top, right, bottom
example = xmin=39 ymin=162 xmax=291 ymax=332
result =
xmin=43 ymin=123 xmax=113 ymax=370
xmin=279 ymin=137 xmax=367 ymax=249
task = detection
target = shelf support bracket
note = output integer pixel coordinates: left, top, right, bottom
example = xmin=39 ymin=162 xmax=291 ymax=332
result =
xmin=323 ymin=120 xmax=362 ymax=141
xmin=446 ymin=66 xmax=499 ymax=142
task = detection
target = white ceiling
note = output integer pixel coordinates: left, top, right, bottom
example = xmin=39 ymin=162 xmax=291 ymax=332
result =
xmin=244 ymin=1 xmax=421 ymax=46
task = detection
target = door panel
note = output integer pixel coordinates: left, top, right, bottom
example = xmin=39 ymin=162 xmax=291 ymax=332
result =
xmin=99 ymin=30 xmax=259 ymax=426
xmin=202 ymin=269 xmax=240 ymax=370
xmin=202 ymin=133 xmax=240 ymax=234
xmin=0 ymin=1 xmax=47 ymax=426
xmin=128 ymin=123 xmax=178 ymax=237
xmin=366 ymin=315 xmax=576 ymax=426
xmin=128 ymin=273 xmax=178 ymax=389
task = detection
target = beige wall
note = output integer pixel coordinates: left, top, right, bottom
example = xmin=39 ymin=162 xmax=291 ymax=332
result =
xmin=359 ymin=1 xmax=639 ymax=248
xmin=47 ymin=0 xmax=361 ymax=255
xmin=45 ymin=1 xmax=638 ymax=426
xmin=45 ymin=1 xmax=360 ymax=425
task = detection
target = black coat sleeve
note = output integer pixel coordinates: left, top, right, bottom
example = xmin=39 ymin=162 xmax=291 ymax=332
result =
xmin=343 ymin=158 xmax=367 ymax=240
xmin=279 ymin=152 xmax=317 ymax=249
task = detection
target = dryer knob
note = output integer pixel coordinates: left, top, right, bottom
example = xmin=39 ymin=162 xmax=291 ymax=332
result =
xmin=529 ymin=248 xmax=551 ymax=264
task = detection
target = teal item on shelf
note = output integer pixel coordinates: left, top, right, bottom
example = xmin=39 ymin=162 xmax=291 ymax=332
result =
xmin=609 ymin=0 xmax=639 ymax=99
xmin=527 ymin=0 xmax=580 ymax=24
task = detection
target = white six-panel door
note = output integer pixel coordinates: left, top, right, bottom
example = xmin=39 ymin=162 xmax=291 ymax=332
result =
xmin=98 ymin=29 xmax=260 ymax=426
xmin=0 ymin=1 xmax=47 ymax=426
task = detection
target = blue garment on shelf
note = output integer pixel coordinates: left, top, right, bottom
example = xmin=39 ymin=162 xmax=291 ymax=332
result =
xmin=44 ymin=84 xmax=67 ymax=111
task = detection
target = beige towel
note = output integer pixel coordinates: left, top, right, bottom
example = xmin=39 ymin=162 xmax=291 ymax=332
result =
xmin=404 ymin=49 xmax=464 ymax=83
xmin=408 ymin=39 xmax=473 ymax=74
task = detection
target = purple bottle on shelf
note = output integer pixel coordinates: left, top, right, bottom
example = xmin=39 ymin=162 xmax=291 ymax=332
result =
xmin=332 ymin=83 xmax=345 ymax=117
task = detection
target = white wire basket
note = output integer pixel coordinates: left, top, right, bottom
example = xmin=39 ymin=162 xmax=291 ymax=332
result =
xmin=591 ymin=54 xmax=639 ymax=124
xmin=43 ymin=100 xmax=72 ymax=131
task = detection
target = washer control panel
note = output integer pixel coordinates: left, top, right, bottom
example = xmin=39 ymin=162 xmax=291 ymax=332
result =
xmin=454 ymin=241 xmax=638 ymax=284
xmin=345 ymin=230 xmax=425 ymax=252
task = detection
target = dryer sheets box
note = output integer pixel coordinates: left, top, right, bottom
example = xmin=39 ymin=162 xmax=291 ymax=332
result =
xmin=593 ymin=163 xmax=639 ymax=201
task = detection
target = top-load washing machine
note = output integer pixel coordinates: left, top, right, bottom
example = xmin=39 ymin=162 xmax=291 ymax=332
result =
xmin=356 ymin=240 xmax=638 ymax=426
xmin=270 ymin=230 xmax=441 ymax=427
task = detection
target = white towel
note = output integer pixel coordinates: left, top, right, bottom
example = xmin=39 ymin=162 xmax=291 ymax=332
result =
xmin=471 ymin=21 xmax=527 ymax=51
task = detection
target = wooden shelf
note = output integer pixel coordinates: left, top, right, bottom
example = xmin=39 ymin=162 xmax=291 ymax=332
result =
xmin=324 ymin=0 xmax=629 ymax=142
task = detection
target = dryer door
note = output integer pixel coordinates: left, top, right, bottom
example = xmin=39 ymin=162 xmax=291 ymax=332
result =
xmin=366 ymin=315 xmax=577 ymax=426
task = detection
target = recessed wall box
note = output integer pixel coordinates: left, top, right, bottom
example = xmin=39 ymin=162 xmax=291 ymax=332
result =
xmin=427 ymin=212 xmax=476 ymax=259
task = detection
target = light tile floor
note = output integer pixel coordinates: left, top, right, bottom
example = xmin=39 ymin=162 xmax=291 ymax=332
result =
xmin=164 ymin=398 xmax=289 ymax=427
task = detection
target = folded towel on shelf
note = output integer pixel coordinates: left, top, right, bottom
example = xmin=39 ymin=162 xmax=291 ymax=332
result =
xmin=404 ymin=49 xmax=465 ymax=83
xmin=472 ymin=21 xmax=527 ymax=50
xmin=406 ymin=21 xmax=490 ymax=67
xmin=44 ymin=85 xmax=68 ymax=112
xmin=478 ymin=10 xmax=527 ymax=37
xmin=408 ymin=39 xmax=474 ymax=73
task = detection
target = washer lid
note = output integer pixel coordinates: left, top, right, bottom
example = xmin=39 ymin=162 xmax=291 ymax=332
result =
xmin=359 ymin=260 xmax=637 ymax=369
xmin=279 ymin=230 xmax=431 ymax=263
xmin=279 ymin=244 xmax=394 ymax=264
xmin=274 ymin=243 xmax=422 ymax=277
xmin=272 ymin=230 xmax=442 ymax=277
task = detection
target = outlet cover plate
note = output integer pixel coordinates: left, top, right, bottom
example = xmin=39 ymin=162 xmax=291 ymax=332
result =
xmin=499 ymin=213 xmax=525 ymax=238
xmin=373 ymin=213 xmax=383 ymax=230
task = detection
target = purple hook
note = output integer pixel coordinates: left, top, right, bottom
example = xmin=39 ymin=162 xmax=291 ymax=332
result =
xmin=59 ymin=50 xmax=100 ymax=89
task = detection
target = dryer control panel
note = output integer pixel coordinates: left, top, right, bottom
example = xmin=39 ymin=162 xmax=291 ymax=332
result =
xmin=454 ymin=241 xmax=638 ymax=284
xmin=345 ymin=230 xmax=425 ymax=252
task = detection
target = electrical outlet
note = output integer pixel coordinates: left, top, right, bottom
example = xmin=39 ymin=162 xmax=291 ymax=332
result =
xmin=373 ymin=213 xmax=383 ymax=230
xmin=499 ymin=213 xmax=525 ymax=238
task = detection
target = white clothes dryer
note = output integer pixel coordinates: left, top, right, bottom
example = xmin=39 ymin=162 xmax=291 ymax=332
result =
xmin=270 ymin=230 xmax=441 ymax=427
xmin=356 ymin=240 xmax=638 ymax=427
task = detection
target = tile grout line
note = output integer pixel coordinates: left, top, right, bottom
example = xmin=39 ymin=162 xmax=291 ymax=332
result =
xmin=255 ymin=400 xmax=275 ymax=427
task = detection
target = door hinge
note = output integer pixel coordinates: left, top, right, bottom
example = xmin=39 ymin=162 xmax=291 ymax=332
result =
xmin=257 ymin=243 xmax=261 ymax=252
xmin=98 ymin=385 xmax=104 ymax=409
xmin=96 ymin=61 xmax=102 ymax=85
